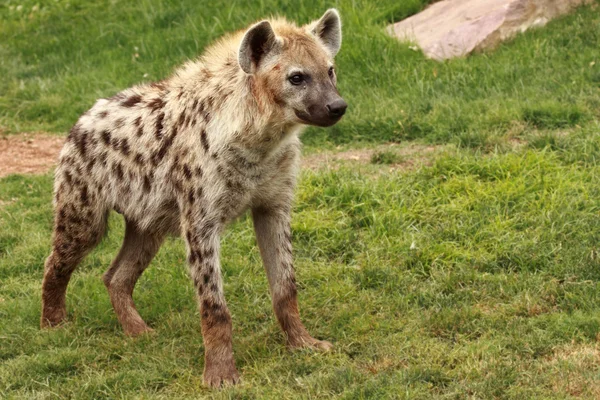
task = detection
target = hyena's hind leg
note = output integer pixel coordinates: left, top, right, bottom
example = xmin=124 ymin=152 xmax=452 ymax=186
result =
xmin=41 ymin=190 xmax=109 ymax=328
xmin=103 ymin=220 xmax=165 ymax=336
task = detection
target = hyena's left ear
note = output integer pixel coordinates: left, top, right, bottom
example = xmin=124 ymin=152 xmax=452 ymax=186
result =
xmin=239 ymin=20 xmax=281 ymax=74
xmin=306 ymin=8 xmax=342 ymax=57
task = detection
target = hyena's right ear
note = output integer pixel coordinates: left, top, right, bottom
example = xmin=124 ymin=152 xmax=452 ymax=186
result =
xmin=238 ymin=20 xmax=281 ymax=74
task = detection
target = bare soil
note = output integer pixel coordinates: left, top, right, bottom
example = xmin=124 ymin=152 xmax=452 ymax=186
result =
xmin=302 ymin=143 xmax=445 ymax=171
xmin=0 ymin=133 xmax=65 ymax=178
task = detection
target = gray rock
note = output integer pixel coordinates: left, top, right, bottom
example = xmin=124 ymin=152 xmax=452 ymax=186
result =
xmin=388 ymin=0 xmax=592 ymax=61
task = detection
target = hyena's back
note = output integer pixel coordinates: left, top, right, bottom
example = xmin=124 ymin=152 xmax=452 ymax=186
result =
xmin=57 ymin=82 xmax=299 ymax=234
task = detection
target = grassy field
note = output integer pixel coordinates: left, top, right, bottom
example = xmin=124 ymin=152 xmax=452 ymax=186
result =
xmin=2 ymin=0 xmax=600 ymax=398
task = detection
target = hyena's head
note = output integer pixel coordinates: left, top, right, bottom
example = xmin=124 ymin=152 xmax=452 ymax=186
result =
xmin=238 ymin=9 xmax=347 ymax=127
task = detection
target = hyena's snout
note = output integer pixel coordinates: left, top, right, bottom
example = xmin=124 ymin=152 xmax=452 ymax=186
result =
xmin=304 ymin=92 xmax=347 ymax=127
xmin=326 ymin=98 xmax=347 ymax=119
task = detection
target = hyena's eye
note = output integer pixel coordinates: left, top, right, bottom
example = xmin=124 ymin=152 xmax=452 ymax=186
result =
xmin=289 ymin=74 xmax=304 ymax=85
xmin=328 ymin=66 xmax=335 ymax=78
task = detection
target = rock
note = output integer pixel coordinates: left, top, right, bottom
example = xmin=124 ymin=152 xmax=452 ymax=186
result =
xmin=388 ymin=0 xmax=592 ymax=61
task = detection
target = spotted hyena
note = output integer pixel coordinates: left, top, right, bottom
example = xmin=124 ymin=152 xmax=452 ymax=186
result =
xmin=40 ymin=9 xmax=346 ymax=387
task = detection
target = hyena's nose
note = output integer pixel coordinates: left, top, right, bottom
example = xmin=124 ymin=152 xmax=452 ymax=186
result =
xmin=326 ymin=99 xmax=347 ymax=118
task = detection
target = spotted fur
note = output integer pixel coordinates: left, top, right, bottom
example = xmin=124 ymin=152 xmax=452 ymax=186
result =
xmin=41 ymin=9 xmax=344 ymax=388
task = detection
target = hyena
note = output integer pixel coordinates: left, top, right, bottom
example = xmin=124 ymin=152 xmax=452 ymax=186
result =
xmin=40 ymin=9 xmax=346 ymax=387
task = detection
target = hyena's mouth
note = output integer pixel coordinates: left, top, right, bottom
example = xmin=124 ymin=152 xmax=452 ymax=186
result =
xmin=294 ymin=109 xmax=343 ymax=127
xmin=294 ymin=109 xmax=311 ymax=123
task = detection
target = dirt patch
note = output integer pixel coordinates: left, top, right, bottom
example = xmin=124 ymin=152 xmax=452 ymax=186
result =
xmin=302 ymin=143 xmax=445 ymax=171
xmin=0 ymin=133 xmax=444 ymax=178
xmin=0 ymin=133 xmax=65 ymax=178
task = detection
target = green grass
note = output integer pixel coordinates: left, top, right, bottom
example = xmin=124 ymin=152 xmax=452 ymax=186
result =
xmin=370 ymin=150 xmax=403 ymax=165
xmin=2 ymin=0 xmax=599 ymax=148
xmin=2 ymin=0 xmax=600 ymax=398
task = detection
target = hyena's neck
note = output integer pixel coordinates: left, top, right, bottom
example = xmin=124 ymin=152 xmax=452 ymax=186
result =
xmin=168 ymin=57 xmax=290 ymax=153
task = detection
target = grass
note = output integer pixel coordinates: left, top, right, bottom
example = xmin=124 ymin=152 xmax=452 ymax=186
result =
xmin=2 ymin=0 xmax=600 ymax=398
xmin=370 ymin=150 xmax=403 ymax=165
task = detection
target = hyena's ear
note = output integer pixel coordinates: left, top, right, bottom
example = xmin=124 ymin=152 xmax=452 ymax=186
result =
xmin=239 ymin=20 xmax=280 ymax=74
xmin=306 ymin=8 xmax=342 ymax=57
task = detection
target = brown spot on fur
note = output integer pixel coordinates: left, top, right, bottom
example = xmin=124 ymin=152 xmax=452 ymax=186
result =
xmin=113 ymin=162 xmax=124 ymax=180
xmin=80 ymin=186 xmax=89 ymax=205
xmin=64 ymin=171 xmax=73 ymax=186
xmin=143 ymin=175 xmax=152 ymax=192
xmin=67 ymin=124 xmax=80 ymax=142
xmin=177 ymin=112 xmax=186 ymax=129
xmin=183 ymin=164 xmax=192 ymax=180
xmin=75 ymin=129 xmax=88 ymax=158
xmin=200 ymin=129 xmax=210 ymax=152
xmin=133 ymin=116 xmax=142 ymax=126
xmin=134 ymin=153 xmax=144 ymax=165
xmin=155 ymin=112 xmax=165 ymax=139
xmin=172 ymin=178 xmax=184 ymax=193
xmin=147 ymin=97 xmax=165 ymax=112
xmin=155 ymin=132 xmax=175 ymax=162
xmin=101 ymin=130 xmax=111 ymax=146
xmin=120 ymin=138 xmax=130 ymax=156
xmin=188 ymin=249 xmax=202 ymax=264
xmin=86 ymin=158 xmax=96 ymax=173
xmin=201 ymin=300 xmax=230 ymax=328
xmin=98 ymin=111 xmax=109 ymax=119
xmin=122 ymin=95 xmax=142 ymax=108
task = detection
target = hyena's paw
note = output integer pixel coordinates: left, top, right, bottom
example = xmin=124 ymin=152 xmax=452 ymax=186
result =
xmin=121 ymin=316 xmax=155 ymax=337
xmin=289 ymin=336 xmax=334 ymax=352
xmin=40 ymin=307 xmax=67 ymax=329
xmin=203 ymin=359 xmax=241 ymax=388
xmin=124 ymin=325 xmax=154 ymax=338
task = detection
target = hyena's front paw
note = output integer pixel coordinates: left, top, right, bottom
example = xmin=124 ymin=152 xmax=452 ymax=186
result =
xmin=123 ymin=324 xmax=154 ymax=337
xmin=40 ymin=306 xmax=67 ymax=328
xmin=203 ymin=358 xmax=241 ymax=388
xmin=288 ymin=336 xmax=334 ymax=352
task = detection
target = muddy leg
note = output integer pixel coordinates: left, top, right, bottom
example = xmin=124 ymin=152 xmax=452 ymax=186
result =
xmin=252 ymin=206 xmax=332 ymax=350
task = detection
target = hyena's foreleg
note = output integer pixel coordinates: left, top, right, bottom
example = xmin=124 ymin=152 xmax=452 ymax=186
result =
xmin=41 ymin=183 xmax=109 ymax=328
xmin=252 ymin=206 xmax=332 ymax=351
xmin=183 ymin=212 xmax=240 ymax=388
xmin=103 ymin=220 xmax=165 ymax=336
